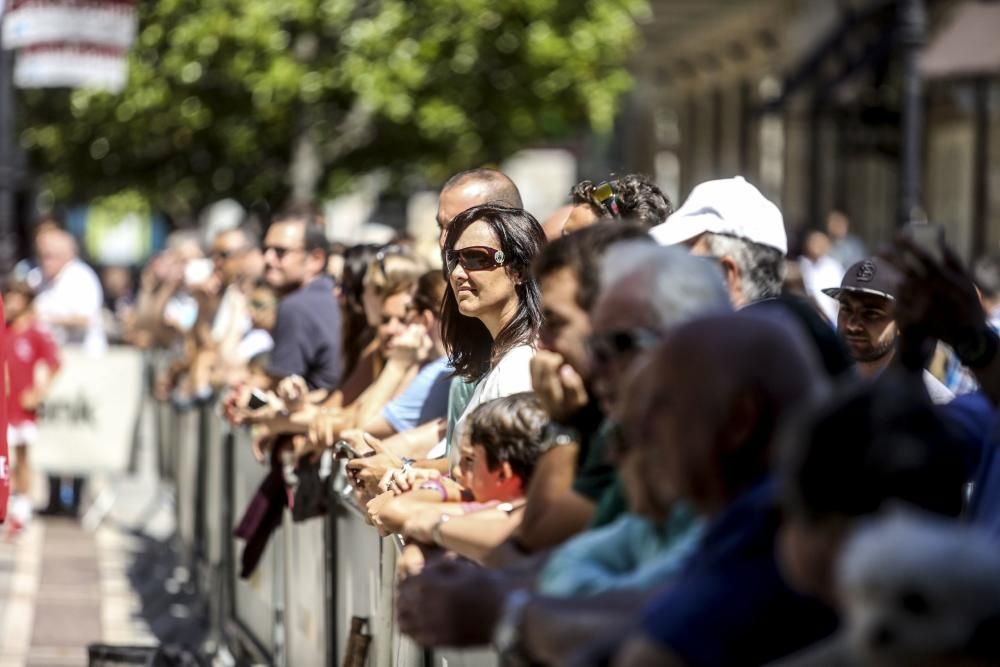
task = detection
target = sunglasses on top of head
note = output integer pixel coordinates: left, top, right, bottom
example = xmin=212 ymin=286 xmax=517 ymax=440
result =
xmin=590 ymin=180 xmax=622 ymax=217
xmin=445 ymin=246 xmax=506 ymax=275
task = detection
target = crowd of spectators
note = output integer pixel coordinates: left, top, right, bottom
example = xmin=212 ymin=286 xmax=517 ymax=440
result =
xmin=17 ymin=165 xmax=1000 ymax=666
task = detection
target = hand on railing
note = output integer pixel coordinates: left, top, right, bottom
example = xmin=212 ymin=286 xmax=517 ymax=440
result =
xmin=307 ymin=407 xmax=349 ymax=450
xmin=365 ymin=490 xmax=396 ymax=535
xmin=276 ymin=374 xmax=310 ymax=412
xmin=344 ymin=432 xmax=402 ymax=498
xmin=380 ymin=467 xmax=447 ymax=495
xmin=396 ymin=555 xmax=505 ymax=647
xmin=223 ymin=383 xmax=286 ymax=426
xmin=397 ymin=543 xmax=428 ymax=580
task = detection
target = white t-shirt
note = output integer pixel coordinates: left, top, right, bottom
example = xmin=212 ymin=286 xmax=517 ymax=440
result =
xmin=211 ymin=284 xmax=252 ymax=344
xmin=33 ymin=259 xmax=107 ymax=355
xmin=923 ymin=370 xmax=954 ymax=405
xmin=427 ymin=344 xmax=536 ymax=460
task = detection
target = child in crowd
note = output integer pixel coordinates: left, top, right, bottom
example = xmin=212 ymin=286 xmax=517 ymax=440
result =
xmin=375 ymin=393 xmax=546 ymax=568
xmin=3 ymin=278 xmax=60 ymax=533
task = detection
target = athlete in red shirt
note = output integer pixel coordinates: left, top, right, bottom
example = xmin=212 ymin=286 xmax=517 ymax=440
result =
xmin=0 ymin=292 xmax=8 ymax=525
xmin=4 ymin=280 xmax=60 ymax=532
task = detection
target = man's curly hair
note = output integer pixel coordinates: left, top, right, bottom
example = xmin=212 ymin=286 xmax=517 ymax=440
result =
xmin=569 ymin=173 xmax=673 ymax=229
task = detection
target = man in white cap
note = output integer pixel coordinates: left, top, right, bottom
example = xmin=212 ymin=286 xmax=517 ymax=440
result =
xmin=650 ymin=177 xmax=786 ymax=309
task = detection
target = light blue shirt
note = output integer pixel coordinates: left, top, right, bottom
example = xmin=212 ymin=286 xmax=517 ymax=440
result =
xmin=382 ymin=356 xmax=453 ymax=433
xmin=537 ymin=505 xmax=705 ymax=598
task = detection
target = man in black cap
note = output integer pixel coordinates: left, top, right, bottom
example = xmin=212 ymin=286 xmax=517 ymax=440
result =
xmin=823 ymin=258 xmax=953 ymax=404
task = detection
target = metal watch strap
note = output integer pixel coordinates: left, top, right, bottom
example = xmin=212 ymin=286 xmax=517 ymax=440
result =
xmin=541 ymin=423 xmax=580 ymax=452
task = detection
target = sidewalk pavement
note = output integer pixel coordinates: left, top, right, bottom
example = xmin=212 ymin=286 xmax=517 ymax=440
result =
xmin=0 ymin=516 xmax=157 ymax=667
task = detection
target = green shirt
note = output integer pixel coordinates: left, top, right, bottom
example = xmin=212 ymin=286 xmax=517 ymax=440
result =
xmin=444 ymin=375 xmax=478 ymax=455
xmin=571 ymin=418 xmax=618 ymax=505
xmin=590 ymin=474 xmax=629 ymax=528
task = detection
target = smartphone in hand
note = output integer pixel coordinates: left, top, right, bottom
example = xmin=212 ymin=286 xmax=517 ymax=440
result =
xmin=247 ymin=389 xmax=270 ymax=411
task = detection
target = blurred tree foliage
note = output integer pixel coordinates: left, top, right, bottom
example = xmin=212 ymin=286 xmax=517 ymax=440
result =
xmin=20 ymin=0 xmax=648 ymax=220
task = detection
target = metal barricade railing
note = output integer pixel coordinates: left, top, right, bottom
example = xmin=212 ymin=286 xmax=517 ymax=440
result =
xmin=144 ymin=359 xmax=503 ymax=667
xmin=227 ymin=428 xmax=284 ymax=664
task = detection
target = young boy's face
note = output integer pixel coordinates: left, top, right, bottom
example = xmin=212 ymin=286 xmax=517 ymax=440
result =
xmin=4 ymin=291 xmax=30 ymax=321
xmin=248 ymin=287 xmax=277 ymax=330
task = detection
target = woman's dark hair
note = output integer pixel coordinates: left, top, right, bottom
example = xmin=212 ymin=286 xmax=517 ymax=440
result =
xmin=339 ymin=244 xmax=381 ymax=377
xmin=412 ymin=270 xmax=447 ymax=317
xmin=468 ymin=393 xmax=548 ymax=485
xmin=441 ymin=204 xmax=545 ymax=380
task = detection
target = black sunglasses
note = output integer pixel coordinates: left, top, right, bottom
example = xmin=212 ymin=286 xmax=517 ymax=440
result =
xmin=264 ymin=244 xmax=304 ymax=259
xmin=445 ymin=246 xmax=506 ymax=275
xmin=375 ymin=243 xmax=407 ymax=275
xmin=587 ymin=327 xmax=661 ymax=365
xmin=213 ymin=247 xmax=247 ymax=260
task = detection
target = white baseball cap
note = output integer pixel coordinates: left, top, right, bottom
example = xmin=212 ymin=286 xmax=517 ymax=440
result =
xmin=650 ymin=176 xmax=787 ymax=255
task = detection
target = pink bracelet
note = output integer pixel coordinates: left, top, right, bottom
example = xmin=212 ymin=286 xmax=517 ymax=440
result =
xmin=418 ymin=478 xmax=449 ymax=501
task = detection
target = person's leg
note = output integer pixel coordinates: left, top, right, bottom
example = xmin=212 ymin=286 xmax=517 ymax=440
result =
xmin=43 ymin=475 xmax=62 ymax=514
xmin=12 ymin=444 xmax=30 ymax=497
xmin=69 ymin=476 xmax=86 ymax=515
xmin=8 ymin=430 xmax=34 ymax=529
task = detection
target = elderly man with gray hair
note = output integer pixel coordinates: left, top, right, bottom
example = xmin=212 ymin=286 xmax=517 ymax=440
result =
xmin=32 ymin=226 xmax=107 ymax=356
xmin=650 ymin=176 xmax=787 ymax=309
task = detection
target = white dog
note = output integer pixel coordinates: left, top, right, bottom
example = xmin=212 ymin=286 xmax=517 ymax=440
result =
xmin=838 ymin=512 xmax=1000 ymax=667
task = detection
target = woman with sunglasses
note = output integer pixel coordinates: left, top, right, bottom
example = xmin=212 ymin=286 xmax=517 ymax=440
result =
xmin=431 ymin=203 xmax=545 ymax=454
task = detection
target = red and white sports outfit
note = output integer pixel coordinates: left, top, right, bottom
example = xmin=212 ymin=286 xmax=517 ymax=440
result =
xmin=0 ymin=296 xmax=10 ymax=523
xmin=5 ymin=321 xmax=60 ymax=446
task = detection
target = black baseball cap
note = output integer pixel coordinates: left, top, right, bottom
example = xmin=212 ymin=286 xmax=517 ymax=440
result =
xmin=822 ymin=258 xmax=901 ymax=302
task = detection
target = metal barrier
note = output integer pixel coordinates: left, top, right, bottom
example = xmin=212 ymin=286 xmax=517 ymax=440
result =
xmin=146 ymin=354 xmax=500 ymax=667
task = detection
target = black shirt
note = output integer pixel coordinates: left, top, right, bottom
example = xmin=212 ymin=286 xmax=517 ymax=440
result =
xmin=268 ymin=275 xmax=342 ymax=390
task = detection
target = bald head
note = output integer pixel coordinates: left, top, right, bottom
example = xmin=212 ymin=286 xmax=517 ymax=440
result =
xmin=625 ymin=312 xmax=824 ymax=517
xmin=36 ymin=228 xmax=78 ymax=281
xmin=436 ymin=168 xmax=523 ymax=243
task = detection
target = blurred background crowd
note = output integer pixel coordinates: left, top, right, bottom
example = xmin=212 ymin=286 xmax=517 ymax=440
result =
xmin=2 ymin=1 xmax=1000 ymax=667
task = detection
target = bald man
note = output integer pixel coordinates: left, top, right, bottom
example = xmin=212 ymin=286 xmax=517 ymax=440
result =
xmin=435 ymin=168 xmax=523 ymax=245
xmin=614 ymin=313 xmax=837 ymax=667
xmin=33 ymin=228 xmax=107 ymax=355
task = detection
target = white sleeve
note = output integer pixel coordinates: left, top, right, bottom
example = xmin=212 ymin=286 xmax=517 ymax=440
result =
xmin=485 ymin=346 xmax=535 ymax=399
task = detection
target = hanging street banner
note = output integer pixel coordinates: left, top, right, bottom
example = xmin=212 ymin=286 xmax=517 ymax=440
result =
xmin=1 ymin=0 xmax=137 ymax=93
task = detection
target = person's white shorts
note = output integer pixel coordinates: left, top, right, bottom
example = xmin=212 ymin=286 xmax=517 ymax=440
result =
xmin=8 ymin=422 xmax=39 ymax=447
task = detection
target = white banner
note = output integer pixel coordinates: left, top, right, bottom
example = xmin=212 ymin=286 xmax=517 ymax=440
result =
xmin=14 ymin=44 xmax=129 ymax=92
xmin=2 ymin=1 xmax=137 ymax=50
xmin=33 ymin=346 xmax=143 ymax=476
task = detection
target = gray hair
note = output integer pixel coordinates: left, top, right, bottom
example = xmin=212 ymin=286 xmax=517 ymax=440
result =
xmin=600 ymin=241 xmax=732 ymax=328
xmin=702 ymin=232 xmax=786 ymax=303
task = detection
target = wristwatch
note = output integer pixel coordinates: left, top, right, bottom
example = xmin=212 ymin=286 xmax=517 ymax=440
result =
xmin=955 ymin=326 xmax=999 ymax=369
xmin=493 ymin=589 xmax=532 ymax=662
xmin=539 ymin=423 xmax=581 ymax=453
